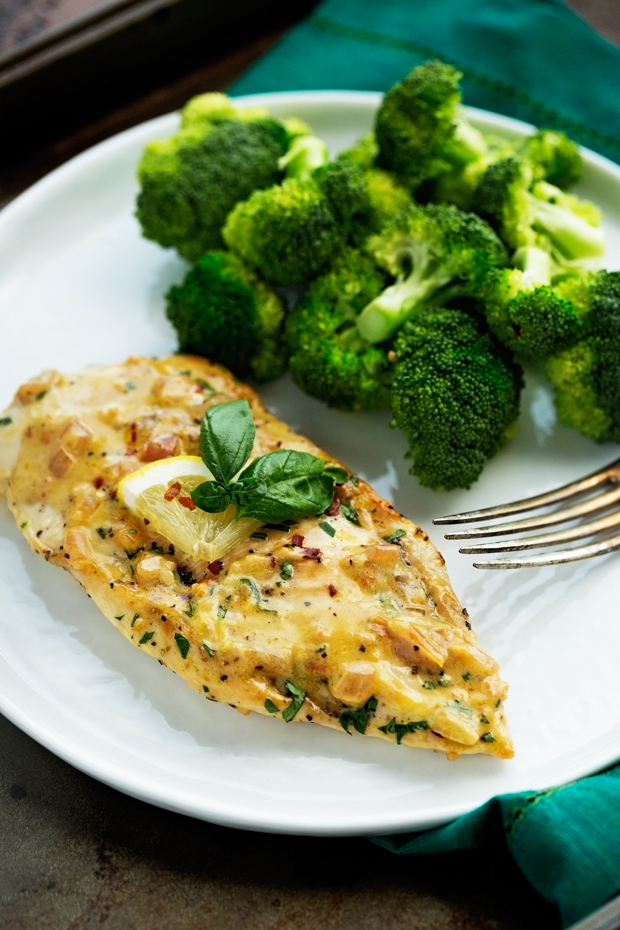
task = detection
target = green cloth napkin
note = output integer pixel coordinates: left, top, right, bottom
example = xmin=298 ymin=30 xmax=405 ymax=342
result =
xmin=230 ymin=2 xmax=620 ymax=926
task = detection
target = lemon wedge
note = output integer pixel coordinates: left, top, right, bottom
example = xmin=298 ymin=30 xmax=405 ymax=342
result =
xmin=118 ymin=455 xmax=261 ymax=563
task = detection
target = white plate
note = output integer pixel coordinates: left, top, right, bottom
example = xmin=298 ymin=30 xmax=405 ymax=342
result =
xmin=1 ymin=91 xmax=620 ymax=836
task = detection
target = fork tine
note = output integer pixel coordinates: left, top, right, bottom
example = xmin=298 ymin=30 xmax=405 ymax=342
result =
xmin=433 ymin=457 xmax=620 ymax=525
xmin=443 ymin=483 xmax=620 ymax=540
xmin=473 ymin=530 xmax=620 ymax=569
xmin=460 ymin=510 xmax=620 ymax=554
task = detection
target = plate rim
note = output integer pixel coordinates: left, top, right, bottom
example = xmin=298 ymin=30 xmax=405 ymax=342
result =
xmin=2 ymin=89 xmax=620 ymax=836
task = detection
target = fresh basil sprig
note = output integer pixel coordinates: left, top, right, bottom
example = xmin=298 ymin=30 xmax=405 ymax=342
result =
xmin=191 ymin=399 xmax=348 ymax=523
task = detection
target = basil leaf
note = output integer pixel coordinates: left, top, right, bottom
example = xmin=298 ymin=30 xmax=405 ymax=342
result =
xmin=191 ymin=481 xmax=233 ymax=513
xmin=199 ymin=399 xmax=255 ymax=485
xmin=236 ymin=450 xmax=335 ymax=522
xmin=324 ymin=464 xmax=349 ymax=485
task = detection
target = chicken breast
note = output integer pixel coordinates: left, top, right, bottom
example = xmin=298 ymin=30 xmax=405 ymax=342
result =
xmin=0 ymin=355 xmax=512 ymax=759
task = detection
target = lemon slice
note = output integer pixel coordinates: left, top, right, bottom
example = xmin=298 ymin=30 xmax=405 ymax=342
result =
xmin=118 ymin=455 xmax=260 ymax=563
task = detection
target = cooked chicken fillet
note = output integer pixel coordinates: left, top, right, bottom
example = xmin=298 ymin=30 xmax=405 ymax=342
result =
xmin=0 ymin=355 xmax=512 ymax=759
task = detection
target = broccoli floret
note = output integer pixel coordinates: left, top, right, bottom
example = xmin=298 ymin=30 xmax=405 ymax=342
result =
xmin=136 ymin=94 xmax=292 ymax=263
xmin=356 ymin=203 xmax=507 ymax=344
xmin=375 ymin=60 xmax=467 ymax=190
xmin=432 ymin=128 xmax=582 ymax=211
xmin=545 ymin=271 xmax=620 ymax=442
xmin=481 ymin=246 xmax=585 ymax=358
xmin=222 ymin=160 xmax=371 ymax=286
xmin=286 ymin=249 xmax=391 ymax=410
xmin=391 ymin=308 xmax=523 ymax=490
xmin=165 ymin=251 xmax=287 ymax=381
xmin=339 ymin=132 xmax=380 ymax=170
xmin=521 ymin=129 xmax=582 ymax=189
xmin=473 ymin=157 xmax=604 ymax=273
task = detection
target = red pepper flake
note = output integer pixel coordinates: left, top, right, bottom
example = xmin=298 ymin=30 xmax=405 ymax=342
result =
xmin=130 ymin=423 xmax=138 ymax=444
xmin=92 ymin=476 xmax=104 ymax=489
xmin=328 ymin=584 xmax=337 ymax=597
xmin=125 ymin=447 xmax=138 ymax=456
xmin=327 ymin=497 xmax=340 ymax=516
xmin=208 ymin=560 xmax=222 ymax=576
xmin=302 ymin=548 xmax=321 ymax=561
xmin=292 ymin=534 xmax=305 ymax=547
xmin=164 ymin=481 xmax=182 ymax=501
xmin=178 ymin=496 xmax=196 ymax=511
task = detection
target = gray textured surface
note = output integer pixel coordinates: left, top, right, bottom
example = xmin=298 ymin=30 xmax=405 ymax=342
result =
xmin=0 ymin=713 xmax=559 ymax=930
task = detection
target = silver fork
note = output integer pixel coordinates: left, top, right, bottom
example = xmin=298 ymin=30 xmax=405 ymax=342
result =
xmin=433 ymin=457 xmax=620 ymax=569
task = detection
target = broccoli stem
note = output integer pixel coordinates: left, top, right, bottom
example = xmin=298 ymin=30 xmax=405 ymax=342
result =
xmin=356 ymin=242 xmax=452 ymax=343
xmin=513 ymin=245 xmax=552 ymax=288
xmin=278 ymin=135 xmax=329 ymax=181
xmin=530 ymin=193 xmax=605 ymax=261
xmin=451 ymin=111 xmax=488 ymax=164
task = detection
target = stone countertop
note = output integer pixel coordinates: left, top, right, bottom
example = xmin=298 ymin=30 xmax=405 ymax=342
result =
xmin=0 ymin=2 xmax=617 ymax=927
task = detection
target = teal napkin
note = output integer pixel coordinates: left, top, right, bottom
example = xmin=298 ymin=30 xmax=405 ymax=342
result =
xmin=231 ymin=2 xmax=620 ymax=926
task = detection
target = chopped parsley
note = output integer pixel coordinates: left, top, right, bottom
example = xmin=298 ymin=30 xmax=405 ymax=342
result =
xmin=96 ymin=527 xmax=108 ymax=539
xmin=0 ymin=416 xmax=12 ymax=426
xmin=480 ymin=715 xmax=489 ymax=725
xmin=339 ymin=697 xmax=378 ymax=735
xmin=282 ymin=681 xmax=305 ymax=722
xmin=217 ymin=605 xmax=227 ymax=620
xmin=20 ymin=521 xmax=27 ymax=529
xmin=319 ymin=521 xmax=335 ymax=538
xmin=263 ymin=523 xmax=291 ymax=532
xmin=422 ymin=681 xmax=435 ymax=690
xmin=196 ymin=378 xmax=215 ymax=391
xmin=130 ymin=613 xmax=140 ymax=627
xmin=139 ymin=631 xmax=155 ymax=645
xmin=383 ymin=529 xmax=406 ymax=544
xmin=340 ymin=501 xmax=361 ymax=526
xmin=175 ymin=633 xmax=190 ymax=659
xmin=348 ymin=474 xmax=359 ymax=487
xmin=240 ymin=577 xmax=277 ymax=613
xmin=250 ymin=532 xmax=268 ymax=540
xmin=114 ymin=614 xmax=125 ymax=622
xmin=124 ymin=381 xmax=137 ymax=391
xmin=280 ymin=561 xmax=293 ymax=581
xmin=124 ymin=547 xmax=143 ymax=560
xmin=379 ymin=717 xmax=429 ymax=744
xmin=35 ymin=389 xmax=48 ymax=401
xmin=264 ymin=699 xmax=279 ymax=714
xmin=203 ymin=643 xmax=215 ymax=657
xmin=178 ymin=568 xmax=196 ymax=586
xmin=462 ymin=671 xmax=472 ymax=681
xmin=481 ymin=733 xmax=495 ymax=743
xmin=202 ymin=685 xmax=210 ymax=693
xmin=183 ymin=602 xmax=196 ymax=618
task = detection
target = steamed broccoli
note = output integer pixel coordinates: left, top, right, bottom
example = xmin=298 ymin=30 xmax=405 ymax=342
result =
xmin=356 ymin=203 xmax=508 ymax=344
xmin=222 ymin=159 xmax=371 ymax=286
xmin=521 ymin=129 xmax=582 ymax=189
xmin=136 ymin=93 xmax=330 ymax=264
xmin=545 ymin=271 xmax=620 ymax=442
xmin=375 ymin=60 xmax=472 ymax=191
xmin=481 ymin=246 xmax=585 ymax=358
xmin=391 ymin=308 xmax=523 ymax=490
xmin=286 ymin=249 xmax=392 ymax=410
xmin=473 ymin=157 xmax=604 ymax=274
xmin=165 ymin=251 xmax=287 ymax=381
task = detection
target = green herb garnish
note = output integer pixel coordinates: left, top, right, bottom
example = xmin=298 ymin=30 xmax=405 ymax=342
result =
xmin=203 ymin=643 xmax=215 ymax=657
xmin=383 ymin=529 xmax=406 ymax=544
xmin=282 ymin=681 xmax=306 ymax=722
xmin=20 ymin=521 xmax=27 ymax=529
xmin=339 ymin=697 xmax=378 ymax=735
xmin=114 ymin=615 xmax=125 ymax=622
xmin=175 ymin=633 xmax=190 ymax=659
xmin=196 ymin=378 xmax=215 ymax=392
xmin=319 ymin=521 xmax=336 ymax=537
xmin=184 ymin=602 xmax=196 ymax=618
xmin=0 ymin=417 xmax=12 ymax=426
xmin=378 ymin=717 xmax=429 ymax=744
xmin=264 ymin=699 xmax=279 ymax=714
xmin=340 ymin=501 xmax=361 ymax=526
xmin=35 ymin=389 xmax=48 ymax=401
xmin=250 ymin=532 xmax=268 ymax=540
xmin=139 ymin=631 xmax=155 ymax=645
xmin=240 ymin=577 xmax=277 ymax=613
xmin=124 ymin=381 xmax=137 ymax=391
xmin=125 ymin=547 xmax=143 ymax=560
xmin=217 ymin=605 xmax=227 ymax=620
xmin=96 ymin=527 xmax=108 ymax=539
xmin=462 ymin=671 xmax=472 ymax=681
xmin=280 ymin=560 xmax=293 ymax=581
xmin=189 ymin=399 xmax=347 ymax=524
xmin=130 ymin=613 xmax=140 ymax=627
xmin=481 ymin=732 xmax=495 ymax=743
xmin=203 ymin=685 xmax=210 ymax=693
